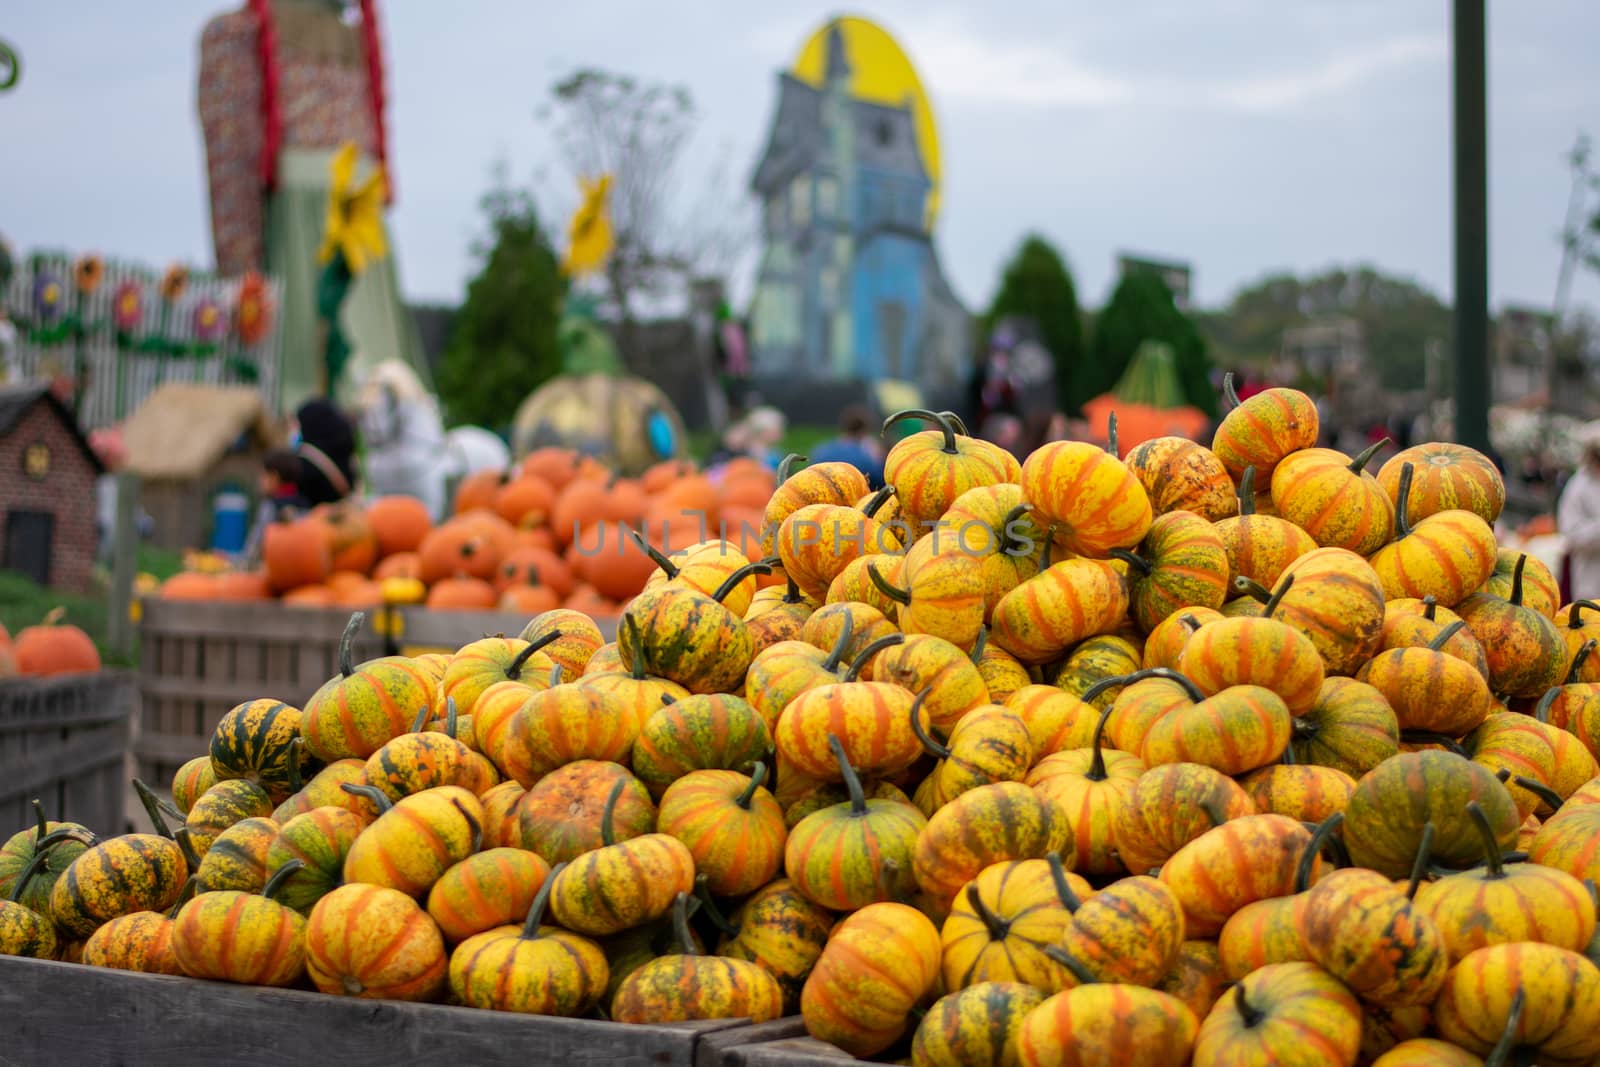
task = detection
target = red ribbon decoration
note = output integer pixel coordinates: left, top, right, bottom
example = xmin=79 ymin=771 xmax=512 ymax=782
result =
xmin=358 ymin=0 xmax=393 ymax=205
xmin=249 ymin=0 xmax=283 ymax=193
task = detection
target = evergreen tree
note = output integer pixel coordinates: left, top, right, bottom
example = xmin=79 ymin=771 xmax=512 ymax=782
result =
xmin=435 ymin=182 xmax=566 ymax=431
xmin=1078 ymin=270 xmax=1216 ymax=417
xmin=981 ymin=235 xmax=1084 ymax=412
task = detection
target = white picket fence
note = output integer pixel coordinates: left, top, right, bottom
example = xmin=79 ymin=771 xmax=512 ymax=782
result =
xmin=1 ymin=252 xmax=284 ymax=430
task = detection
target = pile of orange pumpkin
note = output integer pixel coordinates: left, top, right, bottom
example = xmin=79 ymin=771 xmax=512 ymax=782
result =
xmin=0 ymin=610 xmax=103 ymax=679
xmin=152 ymin=448 xmax=780 ymax=616
xmin=7 ymin=385 xmax=1600 ymax=1067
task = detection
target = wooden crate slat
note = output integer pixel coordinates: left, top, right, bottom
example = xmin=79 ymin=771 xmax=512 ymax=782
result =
xmin=0 ymin=672 xmax=137 ymax=836
xmin=721 ymin=1038 xmax=856 ymax=1065
xmin=0 ymin=957 xmax=750 ymax=1067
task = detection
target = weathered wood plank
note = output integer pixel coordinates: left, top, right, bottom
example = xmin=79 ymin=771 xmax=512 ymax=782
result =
xmin=697 ymin=1017 xmax=815 ymax=1067
xmin=0 ymin=957 xmax=739 ymax=1067
xmin=0 ymin=724 xmax=128 ymax=797
xmin=721 ymin=1037 xmax=856 ymax=1065
xmin=132 ymin=731 xmax=211 ymax=768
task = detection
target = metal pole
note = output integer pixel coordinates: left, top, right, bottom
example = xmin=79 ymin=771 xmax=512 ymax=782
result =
xmin=1452 ymin=0 xmax=1490 ymax=453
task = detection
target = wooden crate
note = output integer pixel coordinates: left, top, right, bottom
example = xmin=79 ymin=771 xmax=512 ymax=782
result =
xmin=134 ymin=600 xmax=618 ymax=810
xmin=0 ymin=956 xmax=800 ymax=1066
xmin=0 ymin=671 xmax=136 ymax=836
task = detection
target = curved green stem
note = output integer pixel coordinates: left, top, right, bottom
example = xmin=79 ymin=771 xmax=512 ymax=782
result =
xmin=1293 ymin=811 xmax=1344 ymax=893
xmin=1465 ymin=800 xmax=1505 ymax=879
xmin=510 ymin=631 xmax=562 ymax=679
xmin=340 ymin=782 xmax=394 ymax=815
xmin=1422 ymin=595 xmax=1438 ymax=621
xmin=969 ymin=626 xmax=989 ymax=666
xmin=1426 ymin=619 xmax=1467 ymax=652
xmin=1041 ymin=945 xmax=1098 ymax=986
xmin=735 ymin=762 xmax=768 ymax=810
xmin=445 ymin=696 xmax=459 ymax=739
xmin=626 ymin=524 xmax=679 ymax=578
xmin=1509 ymin=553 xmax=1528 ymax=608
xmin=844 ymin=632 xmax=904 ymax=682
xmin=261 ymin=858 xmax=305 ymax=902
xmin=173 ymin=827 xmax=202 ymax=873
xmin=133 ymin=779 xmax=173 ymax=839
xmin=623 ymin=614 xmax=647 ymax=681
xmin=1105 ymin=411 xmax=1119 ymax=458
xmin=1534 ymin=685 xmax=1561 ymax=724
xmin=30 ymin=799 xmax=48 ymax=846
xmin=1567 ymin=639 xmax=1596 ymax=685
xmin=1222 ymin=371 xmax=1242 ymax=411
xmin=882 ymin=409 xmax=959 ymax=454
xmin=409 ymin=703 xmax=432 ymax=734
xmin=1237 ymin=465 xmax=1258 ymax=516
xmin=711 ymin=561 xmax=773 ymax=604
xmin=287 ymin=736 xmax=306 ymax=794
xmin=1046 ymin=851 xmax=1081 ymax=912
xmin=1405 ymin=821 xmax=1435 ymax=900
xmin=821 ymin=608 xmax=857 ymax=674
xmin=521 ymin=860 xmax=565 ymax=939
xmin=1513 ymin=776 xmax=1565 ymax=812
xmin=669 ymin=890 xmax=699 ymax=955
xmin=939 ymin=411 xmax=971 ymax=436
xmin=1086 ymin=704 xmax=1115 ymax=782
xmin=1399 ymin=730 xmax=1469 ymax=757
xmin=866 ymin=560 xmax=911 ymax=606
xmin=1108 ymin=548 xmax=1152 ymax=577
xmin=166 ymin=875 xmax=199 ymax=918
xmin=829 ymin=734 xmax=867 ymax=816
xmin=860 ymin=485 xmax=896 ymax=520
xmin=908 ymin=689 xmax=949 ymax=759
xmin=693 ymin=873 xmax=739 ymax=937
xmin=1392 ymin=462 xmax=1416 ymax=539
xmin=1348 ymin=437 xmax=1389 ymax=474
xmin=965 ymin=882 xmax=1011 ymax=941
xmin=1084 ymin=667 xmax=1205 ymax=705
xmin=1567 ymin=600 xmax=1600 ymax=629
xmin=338 ymin=612 xmax=364 ymax=677
xmin=777 ymin=454 xmax=806 ymax=484
xmin=1261 ymin=574 xmax=1295 ymax=619
xmin=599 ymin=776 xmax=628 ymax=847
xmin=1483 ymin=988 xmax=1526 ymax=1067
xmin=1233 ymin=983 xmax=1266 ymax=1028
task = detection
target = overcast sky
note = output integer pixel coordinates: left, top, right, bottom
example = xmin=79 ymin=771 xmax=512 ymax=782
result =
xmin=4 ymin=1 xmax=1598 ymax=317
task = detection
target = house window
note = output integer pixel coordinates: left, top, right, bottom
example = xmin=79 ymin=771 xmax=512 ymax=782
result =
xmin=790 ymin=176 xmax=812 ymax=229
xmin=816 ymin=175 xmax=838 ymax=220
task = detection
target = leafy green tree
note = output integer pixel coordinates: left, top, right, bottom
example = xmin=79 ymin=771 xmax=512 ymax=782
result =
xmin=1079 ymin=270 xmax=1216 ymax=417
xmin=435 ymin=179 xmax=566 ymax=431
xmin=981 ymin=235 xmax=1084 ymax=411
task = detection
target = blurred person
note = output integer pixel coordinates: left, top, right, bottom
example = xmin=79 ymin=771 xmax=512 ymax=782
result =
xmin=354 ymin=360 xmax=447 ymax=520
xmin=243 ymin=449 xmax=310 ymax=559
xmin=1558 ymin=433 xmax=1600 ymax=601
xmin=291 ymin=398 xmax=358 ymax=507
xmin=809 ymin=405 xmax=885 ymax=488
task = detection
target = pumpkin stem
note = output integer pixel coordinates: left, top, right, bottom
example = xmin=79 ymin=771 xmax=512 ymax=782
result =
xmin=1179 ymin=613 xmax=1205 ymax=635
xmin=1236 ymin=466 xmax=1257 ymax=516
xmin=340 ymin=782 xmax=394 ymax=815
xmin=780 ymin=572 xmax=804 ymax=605
xmin=1262 ymin=574 xmax=1295 ymax=619
xmin=1046 ymin=851 xmax=1081 ymax=912
xmin=1398 ymin=730 xmax=1469 ymax=757
xmin=882 ymin=409 xmax=958 ymax=455
xmin=132 ymin=778 xmax=173 ymax=839
xmin=1405 ymin=821 xmax=1435 ymax=900
xmin=1233 ymin=575 xmax=1274 ymax=605
xmin=711 ymin=560 xmax=773 ymax=604
xmin=622 ymin=614 xmax=648 ymax=681
xmin=667 ymin=890 xmax=699 ymax=955
xmin=970 ymin=626 xmax=989 ymax=665
xmin=1347 ymin=437 xmax=1389 ymax=474
xmin=1232 ymin=983 xmax=1266 ymax=1029
xmin=599 ymin=776 xmax=628 ymax=848
xmin=1108 ymin=548 xmax=1152 ymax=576
xmin=1568 ymin=600 xmax=1600 ymax=629
xmin=261 ymin=858 xmax=305 ymax=902
xmin=1293 ymin=811 xmax=1344 ymax=893
xmin=29 ymin=799 xmax=48 ymax=845
xmin=866 ymin=559 xmax=912 ymax=606
xmin=1085 ymin=667 xmax=1205 ymax=705
xmin=1422 ymin=595 xmax=1438 ymax=621
xmin=1392 ymin=462 xmax=1416 ymax=539
xmin=337 ymin=612 xmax=364 ymax=677
xmin=287 ymin=736 xmax=306 ymax=794
xmin=1279 ymin=737 xmax=1296 ymax=766
xmin=1036 ymin=530 xmax=1056 ymax=575
xmin=1041 ymin=945 xmax=1098 ymax=986
xmin=546 ymin=664 xmax=564 ymax=689
xmin=165 ymin=875 xmax=199 ymax=918
xmin=1222 ymin=371 xmax=1242 ymax=411
xmin=1482 ymin=988 xmax=1527 ymax=1067
xmin=1426 ymin=619 xmax=1467 ymax=652
xmin=964 ymin=882 xmax=1011 ymax=941
xmin=829 ymin=734 xmax=868 ymax=816
xmin=844 ymin=633 xmax=904 ymax=682
xmin=521 ymin=860 xmax=565 ymax=939
xmin=1509 ymin=553 xmax=1528 ymax=607
xmin=1086 ymin=704 xmax=1115 ymax=782
xmin=1566 ymin=639 xmax=1597 ymax=685
xmin=1533 ymin=685 xmax=1561 ymax=724
xmin=940 ymin=411 xmax=971 ymax=435
xmin=509 ymin=630 xmax=562 ymax=679
xmin=1198 ymin=801 xmax=1230 ymax=829
xmin=454 ymin=797 xmax=483 ymax=853
xmin=998 ymin=504 xmax=1034 ymax=556
xmin=1464 ymin=800 xmax=1506 ymax=879
xmin=1513 ymin=775 xmax=1565 ymax=812
xmin=9 ymin=839 xmax=67 ymax=903
xmin=1105 ymin=411 xmax=1119 ymax=457
xmin=810 ymin=610 xmax=856 ymax=674
xmin=693 ymin=873 xmax=739 ymax=937
xmin=776 ymin=453 xmax=806 ymax=484
xmin=173 ymin=827 xmax=203 ymax=873
xmin=860 ymin=484 xmax=896 ymax=520
xmin=445 ymin=696 xmax=459 ymax=740
xmin=735 ymin=762 xmax=768 ymax=810
xmin=908 ymin=689 xmax=949 ymax=759
xmin=409 ymin=703 xmax=431 ymax=734
xmin=626 ymin=524 xmax=679 ymax=577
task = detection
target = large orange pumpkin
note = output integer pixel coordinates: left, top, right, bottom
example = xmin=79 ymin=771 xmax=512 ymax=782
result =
xmin=13 ymin=609 xmax=102 ymax=676
xmin=366 ymin=495 xmax=433 ymax=557
xmin=262 ymin=517 xmax=333 ymax=593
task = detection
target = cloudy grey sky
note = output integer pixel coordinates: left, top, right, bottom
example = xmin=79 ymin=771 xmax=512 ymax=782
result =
xmin=3 ymin=1 xmax=1598 ymax=316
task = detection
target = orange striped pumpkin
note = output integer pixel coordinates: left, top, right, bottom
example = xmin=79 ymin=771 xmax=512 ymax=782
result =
xmin=80 ymin=910 xmax=182 ymax=975
xmin=1177 ymin=610 xmax=1324 ymax=715
xmin=342 ymin=785 xmax=483 ymax=898
xmin=882 ymin=409 xmax=1020 ymax=529
xmin=1026 ymin=710 xmax=1144 ymax=876
xmin=1003 ymin=685 xmax=1102 ymax=757
xmin=1302 ymin=867 xmax=1448 ymax=1005
xmin=1053 ymin=874 xmax=1186 ymax=988
xmin=1557 ymin=602 xmax=1600 ymax=682
xmin=776 ymin=503 xmax=898 ymax=602
xmin=170 ymin=871 xmax=307 ymax=987
xmin=500 ymin=681 xmax=635 ymax=786
xmin=1136 ymin=673 xmax=1293 ymax=777
xmin=1289 ymin=678 xmax=1400 ymax=778
xmin=1251 ymin=548 xmax=1386 ymax=676
xmin=436 ymin=634 xmax=559 ymax=720
xmin=1369 ymin=462 xmax=1498 ymax=606
xmin=916 ymin=700 xmax=1033 ymax=811
xmin=826 ymin=553 xmax=905 ymax=618
xmin=775 ymin=679 xmax=925 ymax=782
xmin=912 ymin=983 xmax=1048 ymax=1067
xmin=1159 ymin=813 xmax=1324 ymax=938
xmin=1217 ymin=894 xmax=1312 ymax=980
xmin=425 ymin=847 xmax=549 ymax=944
xmin=760 ymin=457 xmax=871 ymax=560
xmin=1378 ymin=596 xmax=1489 ymax=676
xmin=304 ymin=882 xmax=447 ymax=1000
xmin=640 ymin=537 xmax=759 ymax=616
xmin=1480 ymin=547 xmax=1560 ymax=619
xmin=1432 ymin=943 xmax=1600 ymax=1061
xmin=513 ymin=760 xmax=656 ymax=865
xmin=1020 ymin=440 xmax=1151 ymax=557
xmin=936 ymin=484 xmax=1050 ymax=620
xmin=1124 ymin=436 xmax=1238 ymax=522
xmin=973 ymin=631 xmax=1032 ymax=704
xmin=1209 ymin=375 xmax=1320 ymax=483
xmin=939 ymin=856 xmax=1089 ymax=992
xmin=1141 ymin=608 xmax=1221 ymax=671
xmin=1016 ymin=984 xmax=1199 ymax=1067
xmin=1155 ymin=941 xmax=1227 ymax=1022
xmin=1113 ymin=510 xmax=1230 ymax=634
xmin=800 ymin=901 xmax=942 ymax=1058
xmin=1270 ymin=441 xmax=1396 ymax=555
xmin=1213 ymin=466 xmax=1318 ymax=593
xmin=799 ymin=601 xmax=899 ymax=675
xmin=1193 ymin=961 xmax=1361 ymax=1067
xmin=1240 ymin=753 xmax=1357 ymax=825
xmin=518 ymin=609 xmax=605 ymax=682
xmin=1377 ymin=440 xmax=1505 ymax=525
xmin=656 ymin=762 xmax=786 ymax=896
xmin=301 ymin=613 xmax=437 ymax=761
xmin=870 ymin=632 xmax=990 ymax=734
xmin=1457 ymin=554 xmax=1569 ymax=698
xmin=989 ymin=558 xmax=1130 ymax=666
xmin=912 ymin=781 xmax=1071 ymax=911
xmin=871 ymin=535 xmax=986 ymax=649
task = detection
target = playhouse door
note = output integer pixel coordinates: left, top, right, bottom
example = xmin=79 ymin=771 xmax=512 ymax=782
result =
xmin=4 ymin=510 xmax=54 ymax=586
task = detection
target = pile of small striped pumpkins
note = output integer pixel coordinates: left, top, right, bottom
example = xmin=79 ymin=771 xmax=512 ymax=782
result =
xmin=153 ymin=448 xmax=777 ymax=616
xmin=6 ymin=386 xmax=1600 ymax=1066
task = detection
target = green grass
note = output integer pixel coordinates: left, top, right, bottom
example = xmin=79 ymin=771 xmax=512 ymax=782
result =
xmin=686 ymin=425 xmax=836 ymax=465
xmin=0 ymin=569 xmax=132 ymax=668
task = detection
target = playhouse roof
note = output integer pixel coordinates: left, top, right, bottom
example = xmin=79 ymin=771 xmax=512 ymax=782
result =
xmin=121 ymin=383 xmax=282 ymax=481
xmin=0 ymin=381 xmax=105 ymax=474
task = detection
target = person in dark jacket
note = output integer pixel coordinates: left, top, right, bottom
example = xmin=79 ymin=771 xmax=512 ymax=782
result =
xmin=291 ymin=398 xmax=358 ymax=506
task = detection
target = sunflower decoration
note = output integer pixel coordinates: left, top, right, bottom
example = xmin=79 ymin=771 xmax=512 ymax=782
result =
xmin=74 ymin=254 xmax=104 ymax=295
xmin=315 ymin=142 xmax=389 ymax=396
xmin=111 ymin=280 xmax=142 ymax=334
xmin=159 ymin=263 xmax=189 ymax=303
xmin=562 ymin=173 xmax=614 ymax=278
xmin=32 ymin=272 xmax=63 ymax=321
xmin=235 ymin=271 xmax=272 ymax=346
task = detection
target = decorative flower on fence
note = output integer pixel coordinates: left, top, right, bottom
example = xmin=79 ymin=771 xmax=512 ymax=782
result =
xmin=112 ymin=280 xmax=142 ymax=333
xmin=159 ymin=263 xmax=189 ymax=302
xmin=192 ymin=297 xmax=225 ymax=343
xmin=33 ymin=272 xmax=63 ymax=321
xmin=74 ymin=254 xmax=104 ymax=295
xmin=236 ymin=271 xmax=272 ymax=346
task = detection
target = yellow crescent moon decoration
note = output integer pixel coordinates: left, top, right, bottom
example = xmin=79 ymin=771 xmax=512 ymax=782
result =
xmin=791 ymin=14 xmax=942 ymax=231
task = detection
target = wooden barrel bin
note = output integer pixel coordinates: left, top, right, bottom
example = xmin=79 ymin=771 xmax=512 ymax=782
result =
xmin=0 ymin=670 xmax=135 ymax=835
